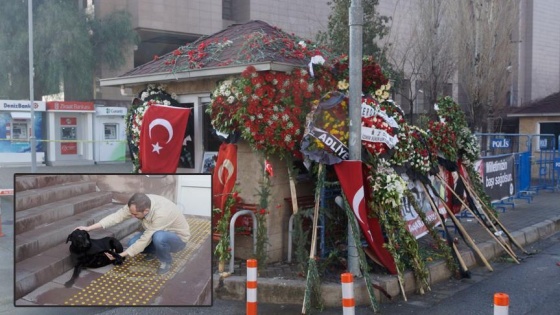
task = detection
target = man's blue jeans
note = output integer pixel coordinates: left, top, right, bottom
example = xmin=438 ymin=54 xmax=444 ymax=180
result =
xmin=128 ymin=230 xmax=186 ymax=263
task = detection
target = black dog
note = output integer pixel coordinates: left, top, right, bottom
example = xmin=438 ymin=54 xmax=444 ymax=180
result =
xmin=64 ymin=229 xmax=125 ymax=288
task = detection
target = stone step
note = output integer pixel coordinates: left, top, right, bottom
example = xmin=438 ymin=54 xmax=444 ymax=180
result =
xmin=15 ymin=180 xmax=98 ymax=212
xmin=15 ymin=191 xmax=114 ymax=234
xmin=15 ymin=218 xmax=141 ymax=300
xmin=15 ymin=202 xmax=124 ymax=263
xmin=14 ymin=174 xmax=83 ymax=192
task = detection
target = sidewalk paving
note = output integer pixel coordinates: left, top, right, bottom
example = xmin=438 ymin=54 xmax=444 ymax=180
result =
xmin=214 ymin=188 xmax=560 ymax=307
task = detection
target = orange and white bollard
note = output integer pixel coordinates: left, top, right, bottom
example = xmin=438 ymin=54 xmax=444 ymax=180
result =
xmin=494 ymin=292 xmax=509 ymax=315
xmin=0 ymin=189 xmax=13 ymax=237
xmin=341 ymin=273 xmax=355 ymax=315
xmin=246 ymin=259 xmax=257 ymax=315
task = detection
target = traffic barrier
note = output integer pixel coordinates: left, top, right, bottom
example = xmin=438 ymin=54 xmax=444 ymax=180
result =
xmin=341 ymin=272 xmax=355 ymax=315
xmin=0 ymin=189 xmax=14 ymax=237
xmin=493 ymin=292 xmax=509 ymax=315
xmin=246 ymin=259 xmax=257 ymax=315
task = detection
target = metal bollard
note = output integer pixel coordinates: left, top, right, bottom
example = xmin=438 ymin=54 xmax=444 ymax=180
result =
xmin=493 ymin=292 xmax=509 ymax=315
xmin=0 ymin=189 xmax=14 ymax=237
xmin=246 ymin=259 xmax=257 ymax=315
xmin=341 ymin=272 xmax=355 ymax=315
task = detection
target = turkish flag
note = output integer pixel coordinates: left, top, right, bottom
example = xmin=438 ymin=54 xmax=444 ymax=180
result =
xmin=212 ymin=143 xmax=238 ymax=214
xmin=140 ymin=105 xmax=191 ymax=173
xmin=334 ymin=160 xmax=397 ymax=274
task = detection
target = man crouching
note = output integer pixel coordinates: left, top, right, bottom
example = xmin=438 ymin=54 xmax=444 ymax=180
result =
xmin=76 ymin=193 xmax=190 ymax=275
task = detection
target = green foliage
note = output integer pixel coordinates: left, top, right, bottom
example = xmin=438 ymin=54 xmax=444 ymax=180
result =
xmin=0 ymin=0 xmax=29 ymax=98
xmin=0 ymin=0 xmax=137 ymax=100
xmin=293 ymin=209 xmax=311 ymax=274
xmin=91 ymin=11 xmax=139 ymax=69
xmin=214 ymin=192 xmax=237 ymax=263
xmin=316 ymin=0 xmax=391 ymax=58
xmin=254 ymin=166 xmax=272 ymax=270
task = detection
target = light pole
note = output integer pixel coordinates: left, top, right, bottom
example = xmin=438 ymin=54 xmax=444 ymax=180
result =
xmin=348 ymin=0 xmax=363 ymax=277
xmin=28 ymin=0 xmax=37 ymax=172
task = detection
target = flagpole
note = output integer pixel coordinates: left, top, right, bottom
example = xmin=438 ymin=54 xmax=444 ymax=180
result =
xmin=347 ymin=0 xmax=363 ymax=277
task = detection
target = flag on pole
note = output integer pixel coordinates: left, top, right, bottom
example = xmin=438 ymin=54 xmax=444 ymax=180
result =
xmin=212 ymin=143 xmax=238 ymax=213
xmin=334 ymin=160 xmax=397 ymax=274
xmin=139 ymin=105 xmax=191 ymax=173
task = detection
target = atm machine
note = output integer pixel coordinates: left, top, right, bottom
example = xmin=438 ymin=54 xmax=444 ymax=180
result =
xmin=93 ymin=106 xmax=127 ymax=163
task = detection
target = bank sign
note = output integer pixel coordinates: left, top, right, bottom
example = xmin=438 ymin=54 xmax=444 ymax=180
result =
xmin=95 ymin=107 xmax=128 ymax=116
xmin=0 ymin=100 xmax=46 ymax=111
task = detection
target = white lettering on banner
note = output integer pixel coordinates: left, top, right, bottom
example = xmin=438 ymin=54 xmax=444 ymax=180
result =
xmin=486 ymin=161 xmax=508 ymax=173
xmin=316 ymin=132 xmax=349 ymax=159
xmin=361 ymin=126 xmax=399 ymax=148
xmin=375 ymin=111 xmax=399 ymax=128
xmin=361 ymin=103 xmax=375 ymax=117
xmin=485 ymin=173 xmax=513 ymax=188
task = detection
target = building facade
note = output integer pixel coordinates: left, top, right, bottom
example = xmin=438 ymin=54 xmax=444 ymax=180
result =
xmin=93 ymin=0 xmax=330 ymax=107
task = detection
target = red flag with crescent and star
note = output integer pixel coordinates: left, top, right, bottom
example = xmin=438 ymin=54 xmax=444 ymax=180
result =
xmin=139 ymin=105 xmax=191 ymax=173
xmin=334 ymin=160 xmax=397 ymax=274
xmin=212 ymin=143 xmax=238 ymax=213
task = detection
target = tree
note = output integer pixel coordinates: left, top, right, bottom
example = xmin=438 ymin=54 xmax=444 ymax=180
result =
xmin=451 ymin=0 xmax=518 ymax=132
xmin=0 ymin=0 xmax=29 ymax=99
xmin=384 ymin=0 xmax=456 ymax=126
xmin=316 ymin=0 xmax=391 ymax=59
xmin=417 ymin=0 xmax=456 ymax=118
xmin=0 ymin=0 xmax=138 ymax=101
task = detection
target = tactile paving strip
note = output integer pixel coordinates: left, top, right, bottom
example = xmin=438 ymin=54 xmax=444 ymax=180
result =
xmin=64 ymin=217 xmax=210 ymax=306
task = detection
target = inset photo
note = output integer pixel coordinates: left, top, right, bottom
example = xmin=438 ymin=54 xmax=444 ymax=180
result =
xmin=14 ymin=174 xmax=212 ymax=307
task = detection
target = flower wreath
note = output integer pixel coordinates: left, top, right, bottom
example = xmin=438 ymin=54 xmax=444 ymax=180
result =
xmin=207 ymin=65 xmax=337 ymax=159
xmin=407 ymin=125 xmax=439 ymax=175
xmin=300 ymin=91 xmax=349 ymax=164
xmin=331 ymin=55 xmax=389 ymax=95
xmin=360 ymin=95 xmax=400 ymax=159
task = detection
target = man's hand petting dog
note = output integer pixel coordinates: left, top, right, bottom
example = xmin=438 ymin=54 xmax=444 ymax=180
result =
xmin=64 ymin=229 xmax=124 ymax=288
xmin=104 ymin=252 xmax=125 ymax=265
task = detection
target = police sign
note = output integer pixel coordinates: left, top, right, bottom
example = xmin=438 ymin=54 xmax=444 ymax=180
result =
xmin=491 ymin=138 xmax=510 ymax=149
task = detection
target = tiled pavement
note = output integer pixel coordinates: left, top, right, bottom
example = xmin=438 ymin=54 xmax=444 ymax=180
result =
xmin=15 ymin=216 xmax=212 ymax=306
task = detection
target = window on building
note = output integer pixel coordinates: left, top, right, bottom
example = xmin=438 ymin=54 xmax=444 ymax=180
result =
xmin=415 ymin=80 xmax=429 ymax=113
xmin=203 ymin=103 xmax=223 ymax=152
xmin=443 ymin=83 xmax=453 ymax=97
xmin=222 ymin=0 xmax=233 ymax=20
xmin=178 ymin=102 xmax=196 ymax=169
xmin=539 ymin=122 xmax=560 ymax=150
xmin=396 ymin=79 xmax=411 ymax=114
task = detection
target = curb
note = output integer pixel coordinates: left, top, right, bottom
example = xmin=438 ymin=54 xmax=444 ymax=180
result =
xmin=213 ymin=215 xmax=560 ymax=306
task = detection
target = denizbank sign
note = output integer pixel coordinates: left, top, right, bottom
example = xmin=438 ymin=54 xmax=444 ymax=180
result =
xmin=0 ymin=100 xmax=46 ymax=111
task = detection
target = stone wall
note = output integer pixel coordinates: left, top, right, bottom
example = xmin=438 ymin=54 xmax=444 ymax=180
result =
xmin=82 ymin=174 xmax=177 ymax=204
xmin=235 ymin=141 xmax=314 ymax=263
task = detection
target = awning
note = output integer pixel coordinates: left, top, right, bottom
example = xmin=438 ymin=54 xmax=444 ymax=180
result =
xmin=10 ymin=112 xmax=31 ymax=120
